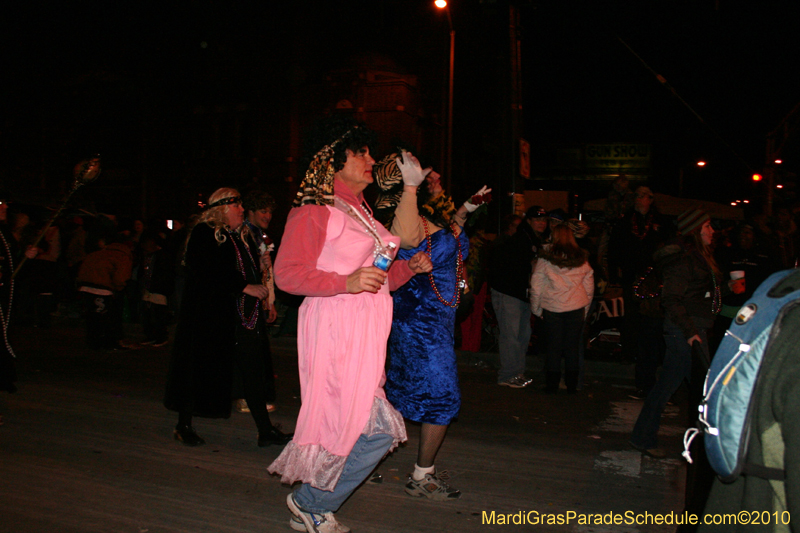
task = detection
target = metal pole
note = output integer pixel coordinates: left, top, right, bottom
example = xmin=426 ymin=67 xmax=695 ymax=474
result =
xmin=764 ymin=136 xmax=775 ymax=217
xmin=446 ymin=11 xmax=455 ymax=194
xmin=12 ymin=156 xmax=101 ymax=279
xmin=509 ymin=4 xmax=522 ymax=215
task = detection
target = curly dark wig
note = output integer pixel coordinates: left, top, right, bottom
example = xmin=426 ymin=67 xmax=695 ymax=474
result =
xmin=302 ymin=114 xmax=377 ymax=172
xmin=242 ymin=189 xmax=276 ymax=213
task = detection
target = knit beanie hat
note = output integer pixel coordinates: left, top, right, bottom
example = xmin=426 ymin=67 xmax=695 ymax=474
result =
xmin=676 ymin=207 xmax=710 ymax=235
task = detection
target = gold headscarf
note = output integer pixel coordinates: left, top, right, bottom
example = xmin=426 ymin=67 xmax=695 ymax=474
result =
xmin=374 ymin=153 xmax=404 ymax=219
xmin=293 ymin=127 xmax=359 ymax=207
xmin=421 ymin=191 xmax=457 ymax=226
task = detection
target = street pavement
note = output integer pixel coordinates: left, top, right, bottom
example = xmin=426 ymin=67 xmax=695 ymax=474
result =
xmin=0 ymin=318 xmax=690 ymax=533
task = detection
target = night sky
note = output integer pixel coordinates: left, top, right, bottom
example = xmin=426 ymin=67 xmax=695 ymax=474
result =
xmin=3 ymin=0 xmax=799 ymax=217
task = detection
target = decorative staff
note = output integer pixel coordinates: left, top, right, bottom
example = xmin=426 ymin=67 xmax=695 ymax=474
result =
xmin=12 ymin=155 xmax=101 ymax=279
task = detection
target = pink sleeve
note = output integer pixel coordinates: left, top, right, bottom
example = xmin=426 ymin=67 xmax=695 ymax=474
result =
xmin=388 ymin=259 xmax=415 ymax=291
xmin=274 ymin=206 xmax=348 ymax=297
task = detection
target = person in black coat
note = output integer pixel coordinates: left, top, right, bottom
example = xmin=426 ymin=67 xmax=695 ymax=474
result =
xmin=163 ymin=187 xmax=292 ymax=447
xmin=138 ymin=230 xmax=175 ymax=346
xmin=1 ymin=194 xmax=38 ymax=401
xmin=607 ymin=186 xmax=668 ymax=398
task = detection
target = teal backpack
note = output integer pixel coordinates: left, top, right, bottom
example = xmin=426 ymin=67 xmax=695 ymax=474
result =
xmin=683 ymin=268 xmax=800 ymax=482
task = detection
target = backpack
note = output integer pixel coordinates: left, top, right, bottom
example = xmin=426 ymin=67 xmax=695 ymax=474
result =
xmin=682 ymin=268 xmax=800 ymax=482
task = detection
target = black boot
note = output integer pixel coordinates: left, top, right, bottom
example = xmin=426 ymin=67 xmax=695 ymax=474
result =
xmin=544 ymin=371 xmax=560 ymax=394
xmin=174 ymin=424 xmax=205 ymax=446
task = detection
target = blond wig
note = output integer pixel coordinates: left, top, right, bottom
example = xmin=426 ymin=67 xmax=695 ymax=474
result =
xmin=197 ymin=188 xmax=250 ymax=244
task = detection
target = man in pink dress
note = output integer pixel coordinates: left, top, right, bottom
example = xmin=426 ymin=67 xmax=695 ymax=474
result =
xmin=268 ymin=118 xmax=431 ymax=533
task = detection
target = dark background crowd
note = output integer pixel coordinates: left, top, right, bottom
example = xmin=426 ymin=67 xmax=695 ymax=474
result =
xmin=1 ymin=175 xmax=795 ymax=358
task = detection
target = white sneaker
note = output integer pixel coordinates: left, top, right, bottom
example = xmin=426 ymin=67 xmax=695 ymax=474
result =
xmin=290 ymin=515 xmax=307 ymax=532
xmin=286 ymin=494 xmax=350 ymax=533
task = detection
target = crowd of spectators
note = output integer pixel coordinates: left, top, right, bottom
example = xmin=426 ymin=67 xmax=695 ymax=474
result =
xmin=2 ymin=178 xmax=799 ymax=374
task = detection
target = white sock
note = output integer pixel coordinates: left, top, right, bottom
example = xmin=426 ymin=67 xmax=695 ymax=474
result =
xmin=412 ymin=463 xmax=435 ymax=481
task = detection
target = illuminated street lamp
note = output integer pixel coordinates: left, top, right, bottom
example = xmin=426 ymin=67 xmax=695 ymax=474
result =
xmin=678 ymin=160 xmax=706 ymax=196
xmin=435 ymin=0 xmax=455 ymax=192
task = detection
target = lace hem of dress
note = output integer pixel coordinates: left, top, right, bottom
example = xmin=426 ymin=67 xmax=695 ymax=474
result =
xmin=267 ymin=396 xmax=407 ymax=491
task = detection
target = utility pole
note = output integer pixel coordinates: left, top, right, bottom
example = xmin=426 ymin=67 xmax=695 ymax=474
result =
xmin=508 ymin=3 xmax=524 ymax=215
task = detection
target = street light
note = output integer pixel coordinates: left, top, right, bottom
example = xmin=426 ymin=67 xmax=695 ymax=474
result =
xmin=678 ymin=160 xmax=706 ymax=196
xmin=435 ymin=0 xmax=455 ymax=193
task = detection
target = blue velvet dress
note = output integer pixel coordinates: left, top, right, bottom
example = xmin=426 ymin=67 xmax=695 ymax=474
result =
xmin=386 ymin=227 xmax=469 ymax=425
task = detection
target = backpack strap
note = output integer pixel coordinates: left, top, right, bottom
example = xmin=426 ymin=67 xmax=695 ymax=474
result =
xmin=741 ymin=462 xmax=785 ymax=481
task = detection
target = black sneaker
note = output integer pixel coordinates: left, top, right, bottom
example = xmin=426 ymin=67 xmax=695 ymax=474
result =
xmin=405 ymin=472 xmax=461 ymax=500
xmin=628 ymin=389 xmax=647 ymax=400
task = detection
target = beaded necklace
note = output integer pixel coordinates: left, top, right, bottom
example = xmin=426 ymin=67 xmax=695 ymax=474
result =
xmin=227 ymin=229 xmax=260 ymax=329
xmin=0 ymin=229 xmax=15 ymax=357
xmin=631 ymin=211 xmax=654 ymax=240
xmin=710 ymin=270 xmax=722 ymax=315
xmin=333 ymin=197 xmax=387 ymax=257
xmin=245 ymin=219 xmax=272 ymax=284
xmin=422 ymin=217 xmax=465 ymax=308
xmin=632 ymin=266 xmax=662 ymax=299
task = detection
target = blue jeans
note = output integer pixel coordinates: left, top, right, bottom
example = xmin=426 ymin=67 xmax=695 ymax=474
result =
xmin=630 ymin=319 xmax=709 ymax=449
xmin=491 ymin=289 xmax=531 ymax=383
xmin=294 ymin=433 xmax=394 ymax=513
xmin=634 ymin=313 xmax=665 ymax=394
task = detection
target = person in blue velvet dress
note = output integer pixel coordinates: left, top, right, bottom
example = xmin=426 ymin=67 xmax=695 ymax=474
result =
xmin=375 ymin=151 xmax=490 ymax=501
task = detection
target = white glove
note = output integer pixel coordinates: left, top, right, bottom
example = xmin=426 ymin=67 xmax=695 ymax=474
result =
xmin=396 ymin=151 xmax=431 ymax=187
xmin=462 ymin=186 xmax=492 ymax=212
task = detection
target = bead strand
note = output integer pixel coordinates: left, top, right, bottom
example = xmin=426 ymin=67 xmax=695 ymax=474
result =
xmin=0 ymin=229 xmax=16 ymax=357
xmin=227 ymin=230 xmax=260 ymax=329
xmin=422 ymin=217 xmax=464 ymax=308
xmin=710 ymin=271 xmax=722 ymax=315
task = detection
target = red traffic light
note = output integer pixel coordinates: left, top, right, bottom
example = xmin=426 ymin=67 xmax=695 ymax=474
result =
xmin=752 ymin=173 xmax=763 ymax=182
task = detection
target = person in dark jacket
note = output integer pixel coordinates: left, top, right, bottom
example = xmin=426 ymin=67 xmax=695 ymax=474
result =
xmin=608 ymin=186 xmax=668 ymax=399
xmin=630 ymin=208 xmax=744 ymax=458
xmin=138 ymin=231 xmax=174 ymax=347
xmin=163 ymin=187 xmax=291 ymax=448
xmin=715 ymin=221 xmax=781 ymax=332
xmin=1 ymin=195 xmax=39 ymax=404
xmin=488 ymin=205 xmax=548 ymax=388
xmin=233 ymin=189 xmax=278 ymax=415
